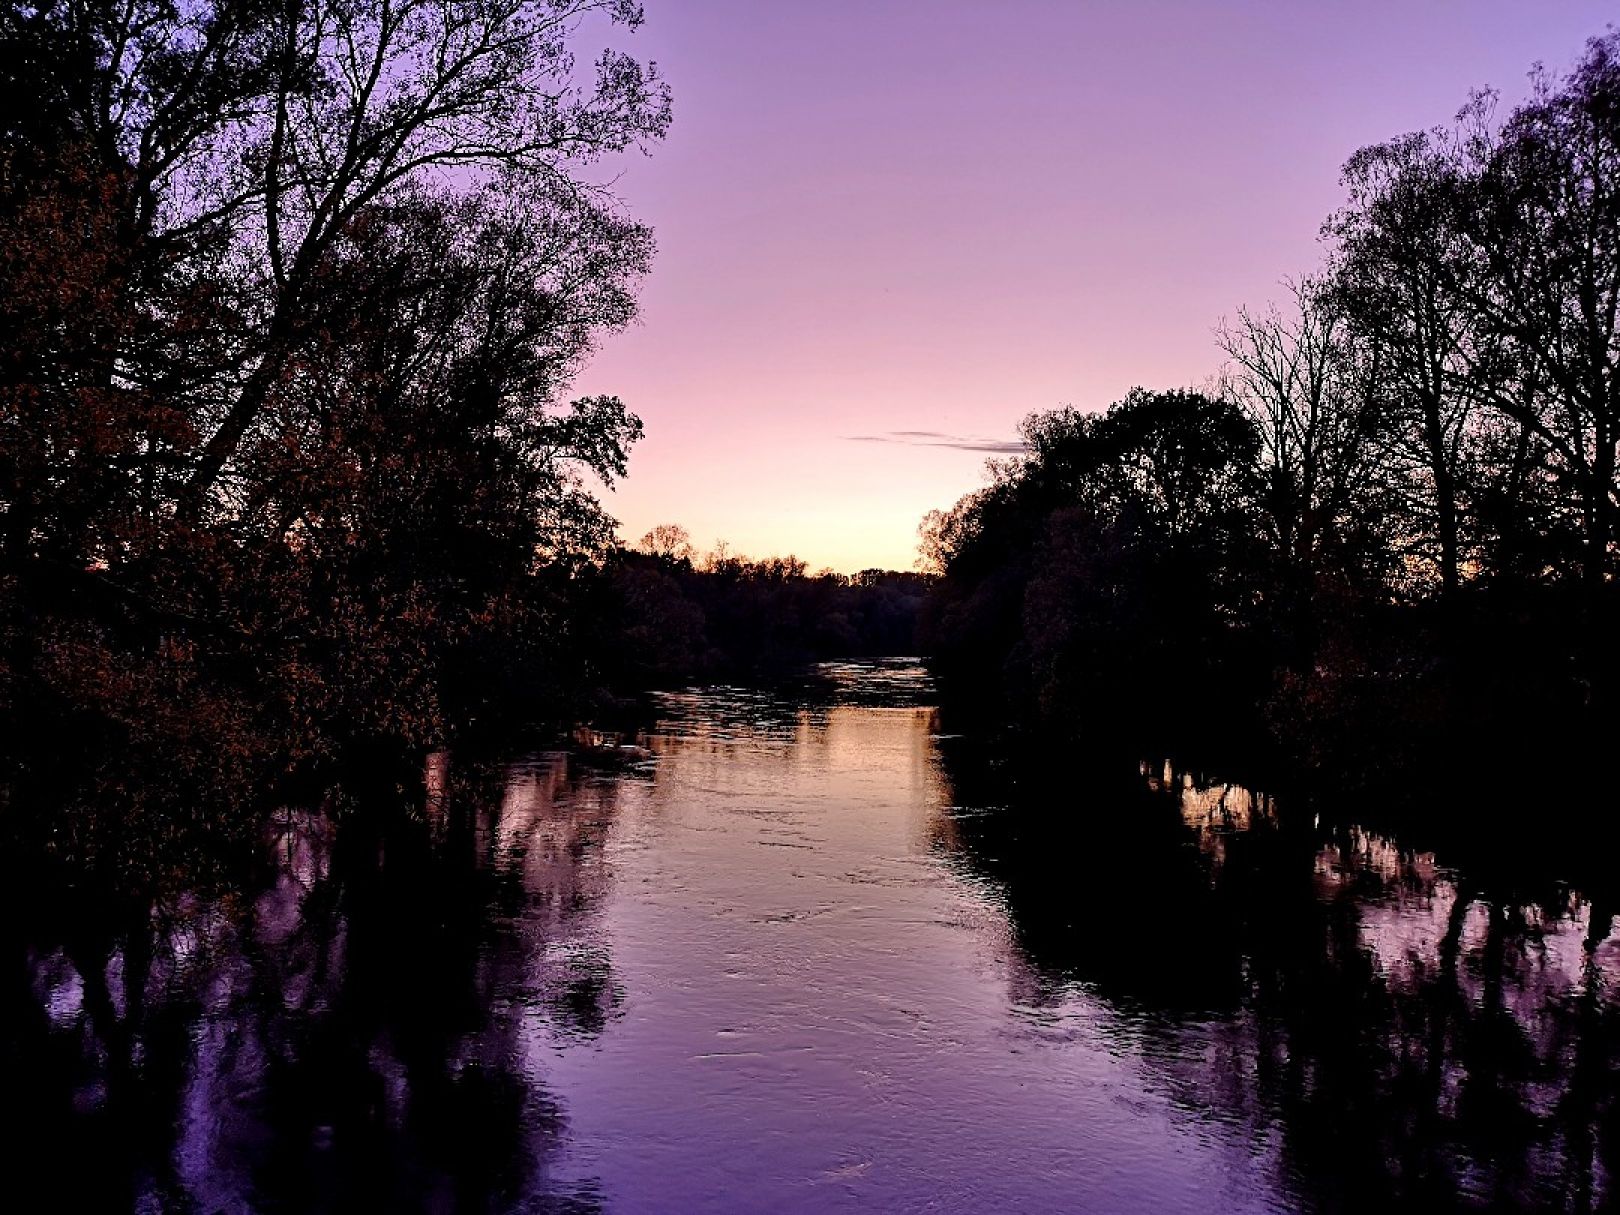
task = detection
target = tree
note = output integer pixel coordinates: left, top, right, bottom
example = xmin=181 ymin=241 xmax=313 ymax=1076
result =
xmin=921 ymin=389 xmax=1264 ymax=738
xmin=1323 ymin=34 xmax=1620 ymax=675
xmin=1090 ymin=388 xmax=1259 ymax=544
xmin=0 ymin=0 xmax=671 ymax=878
xmin=1460 ymin=39 xmax=1620 ymax=603
xmin=1327 ymin=134 xmax=1487 ymax=598
xmin=220 ymin=189 xmax=647 ymax=750
xmin=637 ymin=523 xmax=694 ymax=563
xmin=1 ymin=0 xmax=670 ymax=530
xmin=1218 ymin=277 xmax=1377 ymax=583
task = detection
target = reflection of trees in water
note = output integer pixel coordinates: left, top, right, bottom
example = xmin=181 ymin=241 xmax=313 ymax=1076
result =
xmin=932 ymin=748 xmax=1620 ymax=1213
xmin=646 ymin=659 xmax=937 ymax=748
xmin=3 ymin=753 xmax=626 ymax=1212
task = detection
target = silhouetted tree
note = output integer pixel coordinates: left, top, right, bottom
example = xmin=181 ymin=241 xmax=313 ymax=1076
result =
xmin=1218 ymin=278 xmax=1381 ymax=583
xmin=1327 ymin=134 xmax=1485 ymax=599
xmin=603 ymin=538 xmax=929 ymax=684
xmin=637 ymin=523 xmax=695 ymax=563
xmin=923 ymin=389 xmax=1265 ymax=744
xmin=0 ymin=0 xmax=670 ymax=889
xmin=1325 ymin=34 xmax=1620 ymax=671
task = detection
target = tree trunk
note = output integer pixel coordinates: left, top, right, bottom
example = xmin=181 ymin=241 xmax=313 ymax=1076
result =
xmin=1423 ymin=395 xmax=1460 ymax=597
xmin=1584 ymin=425 xmax=1615 ymax=698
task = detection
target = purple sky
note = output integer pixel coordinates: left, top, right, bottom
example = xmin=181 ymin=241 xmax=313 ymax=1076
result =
xmin=574 ymin=1 xmax=1617 ymax=573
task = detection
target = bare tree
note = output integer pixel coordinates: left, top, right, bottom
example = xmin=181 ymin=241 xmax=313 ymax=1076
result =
xmin=1217 ymin=276 xmax=1375 ymax=578
xmin=1315 ymin=31 xmax=1620 ymax=686
xmin=637 ymin=522 xmax=693 ymax=562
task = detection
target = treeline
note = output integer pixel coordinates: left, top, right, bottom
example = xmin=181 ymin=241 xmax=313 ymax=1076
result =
xmin=923 ymin=35 xmax=1620 ymax=796
xmin=0 ymin=0 xmax=674 ymax=887
xmin=603 ymin=526 xmax=927 ymax=686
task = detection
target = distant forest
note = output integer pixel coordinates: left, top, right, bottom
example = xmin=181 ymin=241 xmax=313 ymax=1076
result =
xmin=609 ymin=525 xmax=927 ymax=686
xmin=2 ymin=1 xmax=1617 ymax=890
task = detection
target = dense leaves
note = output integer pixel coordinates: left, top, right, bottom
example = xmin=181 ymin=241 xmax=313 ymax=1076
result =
xmin=924 ymin=34 xmax=1620 ymax=776
xmin=922 ymin=390 xmax=1269 ymax=746
xmin=0 ymin=0 xmax=667 ymax=890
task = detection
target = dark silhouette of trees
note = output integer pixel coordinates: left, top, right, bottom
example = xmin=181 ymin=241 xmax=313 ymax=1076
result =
xmin=1465 ymin=54 xmax=1620 ymax=606
xmin=1328 ymin=133 xmax=1484 ymax=600
xmin=922 ymin=389 xmax=1266 ymax=745
xmin=636 ymin=522 xmax=695 ymax=562
xmin=1322 ymin=37 xmax=1620 ymax=652
xmin=1217 ymin=277 xmax=1382 ymax=605
xmin=923 ymin=32 xmax=1620 ymax=781
xmin=0 ymin=0 xmax=669 ymax=890
xmin=605 ymin=536 xmax=929 ymax=687
xmin=2 ymin=0 xmax=669 ymax=519
xmin=5 ymin=2 xmax=1619 ymax=892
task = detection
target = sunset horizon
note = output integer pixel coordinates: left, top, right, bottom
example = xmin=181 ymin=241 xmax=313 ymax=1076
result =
xmin=8 ymin=2 xmax=1620 ymax=1209
xmin=578 ymin=0 xmax=1618 ymax=572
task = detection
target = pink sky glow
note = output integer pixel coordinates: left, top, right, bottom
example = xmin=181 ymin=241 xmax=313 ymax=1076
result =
xmin=574 ymin=1 xmax=1617 ymax=573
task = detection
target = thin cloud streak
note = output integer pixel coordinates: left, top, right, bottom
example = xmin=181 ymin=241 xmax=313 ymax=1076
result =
xmin=846 ymin=430 xmax=1026 ymax=455
xmin=577 ymin=1 xmax=1617 ymax=572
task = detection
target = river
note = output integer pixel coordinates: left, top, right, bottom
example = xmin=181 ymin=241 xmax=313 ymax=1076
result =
xmin=7 ymin=659 xmax=1618 ymax=1212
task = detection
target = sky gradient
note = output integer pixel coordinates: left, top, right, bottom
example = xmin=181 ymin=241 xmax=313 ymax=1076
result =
xmin=575 ymin=1 xmax=1618 ymax=573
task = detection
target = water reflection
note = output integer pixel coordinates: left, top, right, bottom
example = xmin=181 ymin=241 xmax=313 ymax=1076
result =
xmin=5 ymin=754 xmax=626 ymax=1212
xmin=934 ymin=750 xmax=1620 ymax=1212
xmin=5 ymin=662 xmax=1617 ymax=1212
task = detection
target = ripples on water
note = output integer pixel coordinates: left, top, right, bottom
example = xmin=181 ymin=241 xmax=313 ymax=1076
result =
xmin=6 ymin=659 xmax=1619 ymax=1212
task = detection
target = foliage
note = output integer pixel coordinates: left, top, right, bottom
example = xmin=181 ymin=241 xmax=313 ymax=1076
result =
xmin=922 ymin=33 xmax=1620 ymax=776
xmin=922 ymin=389 xmax=1268 ymax=745
xmin=605 ymin=536 xmax=929 ymax=686
xmin=0 ymin=0 xmax=667 ymax=891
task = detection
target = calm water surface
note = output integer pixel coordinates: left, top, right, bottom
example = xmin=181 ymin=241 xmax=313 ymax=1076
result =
xmin=8 ymin=660 xmax=1620 ymax=1212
